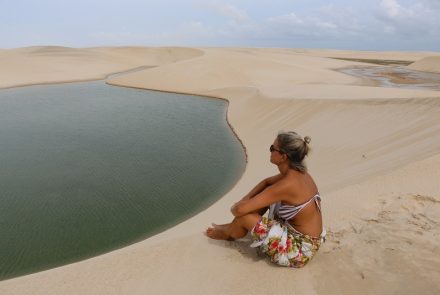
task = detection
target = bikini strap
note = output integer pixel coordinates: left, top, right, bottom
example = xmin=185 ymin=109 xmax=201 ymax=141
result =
xmin=314 ymin=193 xmax=322 ymax=212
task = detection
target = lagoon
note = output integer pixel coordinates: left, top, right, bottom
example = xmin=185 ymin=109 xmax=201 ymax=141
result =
xmin=0 ymin=81 xmax=245 ymax=280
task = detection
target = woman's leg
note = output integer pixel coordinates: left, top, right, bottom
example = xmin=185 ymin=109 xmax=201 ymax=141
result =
xmin=206 ymin=213 xmax=261 ymax=240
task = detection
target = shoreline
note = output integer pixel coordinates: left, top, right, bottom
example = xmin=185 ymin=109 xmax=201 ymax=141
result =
xmin=0 ymin=78 xmax=247 ymax=282
xmin=0 ymin=65 xmax=156 ymax=90
xmin=0 ymin=46 xmax=439 ymax=294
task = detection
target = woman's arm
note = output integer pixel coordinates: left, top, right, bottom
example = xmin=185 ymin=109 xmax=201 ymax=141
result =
xmin=239 ymin=174 xmax=283 ymax=201
xmin=231 ymin=181 xmax=286 ymax=217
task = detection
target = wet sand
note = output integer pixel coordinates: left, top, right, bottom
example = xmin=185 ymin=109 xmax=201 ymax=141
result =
xmin=338 ymin=65 xmax=440 ymax=90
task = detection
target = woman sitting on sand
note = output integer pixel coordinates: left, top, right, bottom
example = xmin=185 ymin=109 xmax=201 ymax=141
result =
xmin=206 ymin=131 xmax=325 ymax=268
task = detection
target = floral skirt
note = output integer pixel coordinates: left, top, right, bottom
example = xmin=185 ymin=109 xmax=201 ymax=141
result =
xmin=250 ymin=217 xmax=324 ymax=268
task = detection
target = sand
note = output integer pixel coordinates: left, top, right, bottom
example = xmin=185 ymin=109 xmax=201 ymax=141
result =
xmin=409 ymin=56 xmax=440 ymax=74
xmin=0 ymin=46 xmax=204 ymax=88
xmin=0 ymin=46 xmax=439 ymax=295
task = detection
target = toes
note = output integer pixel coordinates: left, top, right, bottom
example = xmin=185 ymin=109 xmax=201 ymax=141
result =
xmin=206 ymin=229 xmax=215 ymax=238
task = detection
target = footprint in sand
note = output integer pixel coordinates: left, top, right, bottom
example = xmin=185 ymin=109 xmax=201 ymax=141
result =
xmin=412 ymin=194 xmax=440 ymax=204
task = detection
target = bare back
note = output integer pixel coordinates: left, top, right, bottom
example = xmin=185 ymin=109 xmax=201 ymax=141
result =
xmin=272 ymin=170 xmax=322 ymax=237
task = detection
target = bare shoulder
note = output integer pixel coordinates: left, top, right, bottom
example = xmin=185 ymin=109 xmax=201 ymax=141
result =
xmin=287 ymin=171 xmax=318 ymax=198
xmin=265 ymin=173 xmax=284 ymax=186
xmin=268 ymin=175 xmax=293 ymax=194
xmin=264 ymin=171 xmax=317 ymax=199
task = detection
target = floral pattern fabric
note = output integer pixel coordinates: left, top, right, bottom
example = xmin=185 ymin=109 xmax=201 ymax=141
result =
xmin=250 ymin=217 xmax=323 ymax=268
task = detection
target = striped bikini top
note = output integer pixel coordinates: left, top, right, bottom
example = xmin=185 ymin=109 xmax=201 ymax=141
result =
xmin=273 ymin=193 xmax=321 ymax=221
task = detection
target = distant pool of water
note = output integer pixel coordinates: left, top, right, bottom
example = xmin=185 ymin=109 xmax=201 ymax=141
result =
xmin=337 ymin=66 xmax=440 ymax=91
xmin=0 ymin=81 xmax=246 ymax=281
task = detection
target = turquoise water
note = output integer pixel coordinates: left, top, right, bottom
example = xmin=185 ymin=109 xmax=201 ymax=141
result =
xmin=0 ymin=81 xmax=246 ymax=281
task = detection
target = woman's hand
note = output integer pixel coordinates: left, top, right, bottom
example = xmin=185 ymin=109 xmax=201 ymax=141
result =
xmin=231 ymin=202 xmax=239 ymax=216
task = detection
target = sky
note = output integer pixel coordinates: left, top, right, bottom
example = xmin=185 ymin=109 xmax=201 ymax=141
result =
xmin=1 ymin=0 xmax=440 ymax=51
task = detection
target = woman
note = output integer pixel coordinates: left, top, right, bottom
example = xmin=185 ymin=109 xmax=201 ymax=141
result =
xmin=206 ymin=131 xmax=325 ymax=268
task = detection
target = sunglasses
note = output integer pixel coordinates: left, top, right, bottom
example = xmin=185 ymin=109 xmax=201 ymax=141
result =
xmin=269 ymin=145 xmax=283 ymax=153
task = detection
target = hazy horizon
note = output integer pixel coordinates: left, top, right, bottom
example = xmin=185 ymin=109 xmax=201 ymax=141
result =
xmin=2 ymin=0 xmax=440 ymax=51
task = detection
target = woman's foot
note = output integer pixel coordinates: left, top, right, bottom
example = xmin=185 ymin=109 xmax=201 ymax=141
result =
xmin=206 ymin=223 xmax=231 ymax=240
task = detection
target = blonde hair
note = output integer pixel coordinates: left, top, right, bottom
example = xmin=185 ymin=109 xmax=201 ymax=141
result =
xmin=276 ymin=131 xmax=311 ymax=173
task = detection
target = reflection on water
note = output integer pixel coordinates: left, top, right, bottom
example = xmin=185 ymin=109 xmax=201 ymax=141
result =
xmin=337 ymin=66 xmax=440 ymax=91
xmin=0 ymin=81 xmax=246 ymax=281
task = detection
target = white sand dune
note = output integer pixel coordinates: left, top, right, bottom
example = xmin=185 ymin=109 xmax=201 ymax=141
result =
xmin=0 ymin=47 xmax=439 ymax=295
xmin=303 ymin=48 xmax=440 ymax=62
xmin=0 ymin=46 xmax=203 ymax=88
xmin=409 ymin=56 xmax=440 ymax=73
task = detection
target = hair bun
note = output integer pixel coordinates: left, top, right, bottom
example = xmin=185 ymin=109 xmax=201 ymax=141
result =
xmin=304 ymin=136 xmax=311 ymax=144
